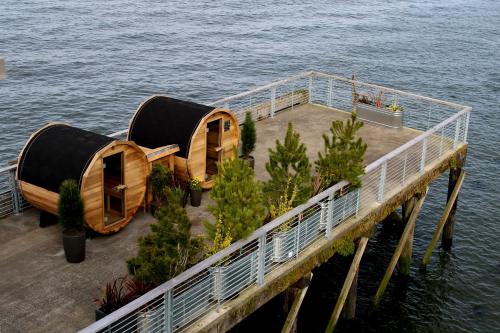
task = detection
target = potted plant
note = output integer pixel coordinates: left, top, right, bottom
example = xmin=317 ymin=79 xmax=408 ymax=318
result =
xmin=240 ymin=111 xmax=256 ymax=169
xmin=269 ymin=179 xmax=298 ymax=263
xmin=148 ymin=163 xmax=170 ymax=215
xmin=355 ymin=91 xmax=404 ymax=128
xmin=58 ymin=179 xmax=86 ymax=263
xmin=190 ymin=177 xmax=202 ymax=207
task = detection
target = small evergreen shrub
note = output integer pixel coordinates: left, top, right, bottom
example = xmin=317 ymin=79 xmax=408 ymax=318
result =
xmin=241 ymin=112 xmax=256 ymax=158
xmin=127 ymin=188 xmax=204 ymax=285
xmin=148 ymin=163 xmax=170 ymax=203
xmin=264 ymin=122 xmax=312 ymax=207
xmin=58 ymin=179 xmax=84 ymax=231
xmin=206 ymin=155 xmax=266 ymax=241
xmin=315 ymin=113 xmax=367 ymax=190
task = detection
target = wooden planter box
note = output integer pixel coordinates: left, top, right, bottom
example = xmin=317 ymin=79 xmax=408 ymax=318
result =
xmin=356 ymin=103 xmax=403 ymax=128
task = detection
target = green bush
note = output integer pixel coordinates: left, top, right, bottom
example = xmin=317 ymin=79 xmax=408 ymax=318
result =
xmin=148 ymin=163 xmax=171 ymax=203
xmin=127 ymin=188 xmax=204 ymax=285
xmin=241 ymin=112 xmax=256 ymax=158
xmin=58 ymin=179 xmax=84 ymax=231
xmin=264 ymin=122 xmax=312 ymax=207
xmin=206 ymin=156 xmax=266 ymax=242
xmin=315 ymin=113 xmax=367 ymax=190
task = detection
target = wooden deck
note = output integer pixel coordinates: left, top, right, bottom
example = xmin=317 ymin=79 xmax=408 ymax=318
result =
xmin=0 ymin=103 xmax=423 ymax=333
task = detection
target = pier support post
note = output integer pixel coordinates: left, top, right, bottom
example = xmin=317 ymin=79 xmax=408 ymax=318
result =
xmin=374 ymin=189 xmax=428 ymax=307
xmin=281 ymin=273 xmax=313 ymax=333
xmin=325 ymin=237 xmax=369 ymax=333
xmin=342 ymin=268 xmax=358 ymax=321
xmin=398 ymin=196 xmax=418 ymax=275
xmin=422 ymin=170 xmax=465 ymax=266
xmin=442 ymin=165 xmax=463 ymax=250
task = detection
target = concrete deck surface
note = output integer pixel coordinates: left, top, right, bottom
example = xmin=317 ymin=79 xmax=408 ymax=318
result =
xmin=0 ymin=103 xmax=421 ymax=332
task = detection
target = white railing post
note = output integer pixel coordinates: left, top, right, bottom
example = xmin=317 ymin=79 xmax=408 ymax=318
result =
xmin=164 ymin=289 xmax=173 ymax=333
xmin=463 ymin=111 xmax=470 ymax=143
xmin=327 ymin=78 xmax=333 ymax=107
xmin=402 ymin=150 xmax=408 ymax=185
xmin=326 ymin=193 xmax=334 ymax=239
xmin=439 ymin=127 xmax=445 ymax=157
xmin=319 ymin=201 xmax=328 ymax=230
xmin=270 ymin=87 xmax=276 ymax=118
xmin=8 ymin=168 xmax=20 ymax=214
xmin=256 ymin=235 xmax=266 ymax=285
xmin=377 ymin=162 xmax=387 ymax=202
xmin=308 ymin=76 xmax=313 ymax=103
xmin=453 ymin=116 xmax=461 ymax=149
xmin=420 ymin=138 xmax=427 ymax=174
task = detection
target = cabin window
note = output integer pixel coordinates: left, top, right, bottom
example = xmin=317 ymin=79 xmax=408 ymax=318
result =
xmin=224 ymin=120 xmax=231 ymax=132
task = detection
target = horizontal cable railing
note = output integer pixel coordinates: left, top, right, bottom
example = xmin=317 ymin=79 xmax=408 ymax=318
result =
xmin=0 ymin=71 xmax=470 ymax=333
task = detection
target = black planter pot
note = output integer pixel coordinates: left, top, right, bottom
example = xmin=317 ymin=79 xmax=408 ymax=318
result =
xmin=95 ymin=308 xmax=137 ymax=333
xmin=240 ymin=155 xmax=255 ymax=169
xmin=190 ymin=189 xmax=202 ymax=207
xmin=62 ymin=229 xmax=86 ymax=263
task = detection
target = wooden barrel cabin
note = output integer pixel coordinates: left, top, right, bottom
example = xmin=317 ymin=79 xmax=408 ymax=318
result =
xmin=128 ymin=96 xmax=240 ymax=189
xmin=16 ymin=123 xmax=148 ymax=234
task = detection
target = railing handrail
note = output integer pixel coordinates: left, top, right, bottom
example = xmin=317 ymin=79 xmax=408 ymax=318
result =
xmin=365 ymin=106 xmax=471 ymax=173
xmin=77 ymin=179 xmax=349 ymax=333
xmin=310 ymin=71 xmax=470 ymax=110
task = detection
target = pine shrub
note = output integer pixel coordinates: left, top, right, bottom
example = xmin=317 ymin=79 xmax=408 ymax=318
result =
xmin=127 ymin=188 xmax=204 ymax=285
xmin=265 ymin=122 xmax=312 ymax=207
xmin=207 ymin=156 xmax=266 ymax=241
xmin=315 ymin=113 xmax=367 ymax=190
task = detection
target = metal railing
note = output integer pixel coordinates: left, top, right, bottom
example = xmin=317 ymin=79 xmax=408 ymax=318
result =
xmin=0 ymin=71 xmax=470 ymax=333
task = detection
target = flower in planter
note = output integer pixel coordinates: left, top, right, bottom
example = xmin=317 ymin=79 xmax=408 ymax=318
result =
xmin=205 ymin=215 xmax=232 ymax=257
xmin=190 ymin=177 xmax=202 ymax=191
xmin=269 ymin=178 xmax=297 ymax=233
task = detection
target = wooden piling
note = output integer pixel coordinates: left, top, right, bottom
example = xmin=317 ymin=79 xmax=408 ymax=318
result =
xmin=399 ymin=196 xmax=418 ymax=275
xmin=422 ymin=170 xmax=465 ymax=266
xmin=374 ymin=189 xmax=427 ymax=306
xmin=442 ymin=166 xmax=463 ymax=250
xmin=342 ymin=268 xmax=358 ymax=320
xmin=281 ymin=273 xmax=313 ymax=333
xmin=325 ymin=237 xmax=369 ymax=333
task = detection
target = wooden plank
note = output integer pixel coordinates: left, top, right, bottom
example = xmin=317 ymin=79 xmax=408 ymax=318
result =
xmin=325 ymin=237 xmax=369 ymax=333
xmin=373 ymin=189 xmax=428 ymax=306
xmin=422 ymin=170 xmax=465 ymax=265
xmin=281 ymin=273 xmax=313 ymax=333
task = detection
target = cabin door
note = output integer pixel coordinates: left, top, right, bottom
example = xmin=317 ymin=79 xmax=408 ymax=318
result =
xmin=206 ymin=119 xmax=222 ymax=177
xmin=103 ymin=152 xmax=126 ymax=226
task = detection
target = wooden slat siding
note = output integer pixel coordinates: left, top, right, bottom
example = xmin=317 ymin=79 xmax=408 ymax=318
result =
xmin=175 ymin=108 xmax=239 ymax=188
xmin=18 ymin=181 xmax=59 ymax=213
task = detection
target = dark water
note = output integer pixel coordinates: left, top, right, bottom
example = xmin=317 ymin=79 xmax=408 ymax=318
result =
xmin=1 ymin=0 xmax=499 ymax=332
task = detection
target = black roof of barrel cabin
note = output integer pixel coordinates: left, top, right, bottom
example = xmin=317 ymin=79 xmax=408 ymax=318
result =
xmin=18 ymin=124 xmax=114 ymax=193
xmin=128 ymin=96 xmax=215 ymax=158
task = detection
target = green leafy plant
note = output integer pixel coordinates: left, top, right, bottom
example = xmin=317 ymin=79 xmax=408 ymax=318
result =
xmin=148 ymin=163 xmax=171 ymax=204
xmin=241 ymin=112 xmax=256 ymax=158
xmin=206 ymin=155 xmax=266 ymax=241
xmin=190 ymin=177 xmax=202 ymax=191
xmin=264 ymin=122 xmax=312 ymax=207
xmin=205 ymin=215 xmax=232 ymax=257
xmin=127 ymin=188 xmax=204 ymax=285
xmin=58 ymin=179 xmax=84 ymax=231
xmin=315 ymin=113 xmax=367 ymax=190
xmin=269 ymin=178 xmax=297 ymax=232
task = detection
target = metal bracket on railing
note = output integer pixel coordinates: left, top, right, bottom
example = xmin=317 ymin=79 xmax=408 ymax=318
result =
xmin=420 ymin=138 xmax=427 ymax=174
xmin=270 ymin=87 xmax=276 ymax=118
xmin=256 ymin=235 xmax=266 ymax=285
xmin=377 ymin=162 xmax=387 ymax=203
xmin=295 ymin=214 xmax=302 ymax=258
xmin=8 ymin=168 xmax=20 ymax=214
xmin=164 ymin=289 xmax=173 ymax=333
xmin=326 ymin=194 xmax=334 ymax=239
